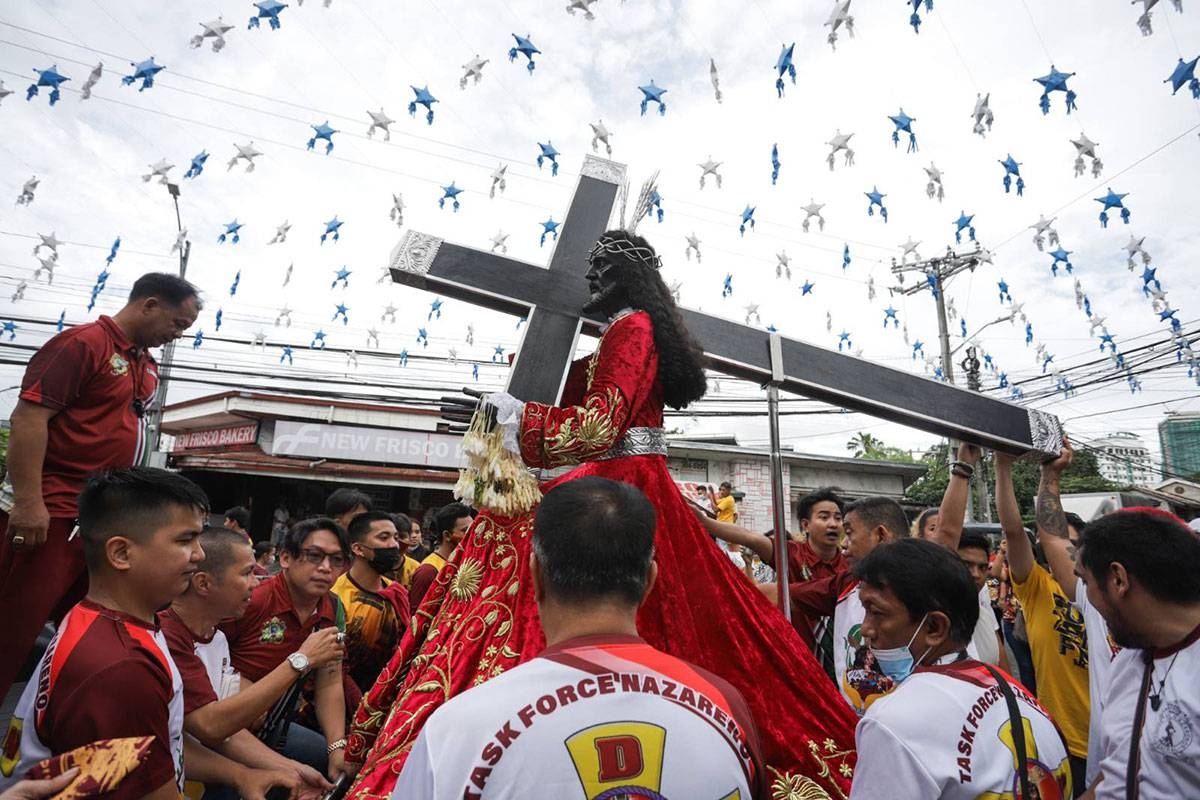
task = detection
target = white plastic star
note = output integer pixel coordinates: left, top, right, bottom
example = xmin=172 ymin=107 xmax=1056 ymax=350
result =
xmin=698 ymin=158 xmax=723 ymax=189
xmin=826 ymin=130 xmax=855 ymax=170
xmin=490 ymin=164 xmax=508 ymax=199
xmin=190 ymin=18 xmax=234 ymax=52
xmin=566 ymin=0 xmax=598 ymax=19
xmin=141 ymin=159 xmax=174 ymax=185
xmin=460 ymin=55 xmax=489 ymax=89
xmin=228 ymin=142 xmax=263 ymax=172
xmin=267 ymin=221 xmax=291 ymax=245
xmin=366 ymin=108 xmax=394 ymax=141
xmin=490 ymin=231 xmax=509 ymax=254
xmin=801 ymin=200 xmax=825 ymax=232
xmin=589 ymin=120 xmax=613 ymax=156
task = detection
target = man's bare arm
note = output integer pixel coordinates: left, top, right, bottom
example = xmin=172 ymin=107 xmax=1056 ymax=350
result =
xmin=929 ymin=442 xmax=981 ymax=552
xmin=994 ymin=454 xmax=1034 ymax=583
xmin=1035 ymin=438 xmax=1076 ymax=601
xmin=690 ymin=511 xmax=774 ymax=563
xmin=5 ymin=401 xmax=56 ymax=548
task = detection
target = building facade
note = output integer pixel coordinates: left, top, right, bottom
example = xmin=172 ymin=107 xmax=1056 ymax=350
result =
xmin=1090 ymin=432 xmax=1155 ymax=487
xmin=1160 ymin=411 xmax=1200 ymax=480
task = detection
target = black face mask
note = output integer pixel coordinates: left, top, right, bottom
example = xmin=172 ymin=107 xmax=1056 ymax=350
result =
xmin=362 ymin=546 xmax=403 ymax=574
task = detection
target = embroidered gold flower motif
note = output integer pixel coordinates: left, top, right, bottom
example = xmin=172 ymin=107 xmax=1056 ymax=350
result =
xmin=770 ymin=772 xmax=832 ymax=800
xmin=485 ymin=645 xmax=498 ymax=658
xmin=449 ymin=558 xmax=483 ymax=601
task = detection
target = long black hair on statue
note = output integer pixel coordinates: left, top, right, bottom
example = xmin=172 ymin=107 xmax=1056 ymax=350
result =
xmin=599 ymin=229 xmax=708 ymax=409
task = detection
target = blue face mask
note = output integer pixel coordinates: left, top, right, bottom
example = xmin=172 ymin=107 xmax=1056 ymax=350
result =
xmin=870 ymin=614 xmax=931 ymax=683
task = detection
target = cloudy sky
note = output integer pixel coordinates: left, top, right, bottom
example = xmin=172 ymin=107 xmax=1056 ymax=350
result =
xmin=1 ymin=0 xmax=1198 ymax=475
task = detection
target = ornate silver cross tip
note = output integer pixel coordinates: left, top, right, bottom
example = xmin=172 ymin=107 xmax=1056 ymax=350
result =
xmin=1028 ymin=408 xmax=1065 ymax=458
xmin=389 ymin=230 xmax=443 ymax=278
xmin=581 ymin=155 xmax=627 ymax=185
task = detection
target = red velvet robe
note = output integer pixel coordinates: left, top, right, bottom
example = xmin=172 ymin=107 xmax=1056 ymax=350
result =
xmin=346 ymin=310 xmax=857 ymax=799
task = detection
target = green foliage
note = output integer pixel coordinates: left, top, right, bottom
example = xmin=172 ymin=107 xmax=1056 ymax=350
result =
xmin=846 ymin=431 xmax=915 ymax=463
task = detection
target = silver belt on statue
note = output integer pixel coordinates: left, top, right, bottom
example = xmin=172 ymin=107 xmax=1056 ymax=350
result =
xmin=532 ymin=427 xmax=667 ymax=481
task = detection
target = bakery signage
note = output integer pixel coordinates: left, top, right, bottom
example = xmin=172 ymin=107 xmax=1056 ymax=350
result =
xmin=172 ymin=423 xmax=260 ymax=451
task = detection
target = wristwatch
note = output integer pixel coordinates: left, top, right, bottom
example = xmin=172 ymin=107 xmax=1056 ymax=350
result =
xmin=287 ymin=652 xmax=310 ymax=673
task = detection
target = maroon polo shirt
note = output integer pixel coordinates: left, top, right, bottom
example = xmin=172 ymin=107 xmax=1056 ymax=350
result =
xmin=784 ymin=539 xmax=847 ymax=648
xmin=19 ymin=315 xmax=158 ymax=516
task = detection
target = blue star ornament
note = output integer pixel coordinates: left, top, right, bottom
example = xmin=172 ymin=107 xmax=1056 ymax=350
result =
xmin=801 ymin=280 xmax=815 ymax=296
xmin=215 ymin=309 xmax=224 ymax=331
xmin=953 ymin=211 xmax=976 ymax=244
xmin=646 ymin=190 xmax=664 ymax=223
xmin=1141 ymin=266 xmax=1161 ymax=292
xmin=838 ymin=330 xmax=853 ymax=351
xmin=280 ymin=345 xmax=293 ymax=365
xmin=27 ymin=65 xmax=70 ymax=105
xmin=908 ymin=0 xmax=933 ymax=33
xmin=883 ymin=307 xmax=899 ymax=328
xmin=1033 ymin=65 xmax=1077 ymax=115
xmin=722 ymin=274 xmax=733 ymax=297
xmin=1165 ymin=56 xmax=1200 ymax=98
xmin=864 ymin=187 xmax=888 ymax=222
xmin=331 ymin=267 xmax=351 ymax=288
xmin=439 ymin=182 xmax=463 ymax=211
xmin=912 ymin=340 xmax=924 ymax=360
xmin=1094 ymin=188 xmax=1130 ymax=228
xmin=311 ymin=329 xmax=327 ymax=349
xmin=1049 ymin=247 xmax=1073 ymax=276
xmin=739 ymin=205 xmax=756 ymax=236
xmin=888 ymin=109 xmax=918 ymax=152
xmin=429 ymin=298 xmax=443 ymax=320
xmin=997 ymin=279 xmax=1011 ymax=303
xmin=218 ymin=219 xmax=243 ymax=244
xmin=999 ymin=154 xmax=1025 ymax=195
xmin=192 ymin=330 xmax=204 ymax=349
xmin=1 ymin=320 xmax=17 ymax=341
xmin=492 ymin=344 xmax=505 ymax=362
xmin=307 ymin=121 xmax=337 ymax=154
xmin=638 ymin=80 xmax=667 ymax=116
xmin=248 ymin=0 xmax=287 ymax=30
xmin=774 ymin=43 xmax=796 ymax=97
xmin=508 ymin=34 xmax=541 ymax=73
xmin=321 ymin=216 xmax=344 ymax=244
xmin=121 ymin=57 xmax=165 ymax=91
xmin=333 ymin=303 xmax=349 ymax=324
xmin=770 ymin=144 xmax=781 ymax=185
xmin=399 ymin=349 xmax=409 ymax=367
xmin=536 ymin=142 xmax=560 ymax=176
xmin=184 ymin=150 xmax=209 ymax=179
xmin=408 ymin=85 xmax=438 ymax=125
xmin=843 ymin=244 xmax=851 ymax=271
xmin=539 ymin=217 xmax=560 ymax=247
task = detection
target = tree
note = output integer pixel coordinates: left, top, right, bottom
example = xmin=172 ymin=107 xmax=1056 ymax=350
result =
xmin=846 ymin=432 xmax=915 ymax=463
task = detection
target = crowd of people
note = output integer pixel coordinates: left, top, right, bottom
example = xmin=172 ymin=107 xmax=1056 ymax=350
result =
xmin=1 ymin=266 xmax=1199 ymax=799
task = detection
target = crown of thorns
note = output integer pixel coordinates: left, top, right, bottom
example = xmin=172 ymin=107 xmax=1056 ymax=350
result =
xmin=588 ymin=236 xmax=662 ymax=270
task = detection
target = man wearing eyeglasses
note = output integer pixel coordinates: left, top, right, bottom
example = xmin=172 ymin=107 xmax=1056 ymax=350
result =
xmin=221 ymin=518 xmax=356 ymax=781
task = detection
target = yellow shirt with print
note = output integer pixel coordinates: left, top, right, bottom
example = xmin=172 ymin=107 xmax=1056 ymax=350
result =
xmin=1011 ymin=563 xmax=1090 ymax=758
xmin=421 ymin=551 xmax=448 ymax=572
xmin=715 ymin=495 xmax=736 ymax=524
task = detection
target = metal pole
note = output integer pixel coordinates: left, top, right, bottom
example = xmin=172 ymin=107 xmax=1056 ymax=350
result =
xmin=143 ymin=185 xmax=190 ymax=464
xmin=766 ymin=333 xmax=791 ymax=621
xmin=931 ymin=262 xmax=975 ymax=521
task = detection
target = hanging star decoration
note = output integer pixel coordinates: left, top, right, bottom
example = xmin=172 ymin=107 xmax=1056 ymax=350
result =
xmin=774 ymin=43 xmax=797 ymax=97
xmin=229 ymin=270 xmax=241 ymax=296
xmin=56 ymin=310 xmax=65 ymax=331
xmin=121 ymin=57 xmax=164 ymax=91
xmin=439 ymin=182 xmax=463 ymax=211
xmin=390 ymin=193 xmax=405 ymax=227
xmin=744 ymin=304 xmax=761 ymax=325
xmin=1070 ymin=133 xmax=1103 ymax=178
xmin=311 ymin=329 xmax=327 ymax=349
xmin=867 ymin=275 xmax=876 ymax=300
xmin=508 ymin=33 xmax=541 ymax=73
xmin=739 ymin=205 xmax=756 ymax=236
xmin=924 ymin=162 xmax=945 ymax=202
xmin=460 ymin=55 xmax=489 ymax=89
xmin=998 ymin=279 xmax=1012 ymax=303
xmin=106 ymin=237 xmax=121 ymax=266
xmin=268 ymin=220 xmax=291 ymax=244
xmin=218 ymin=219 xmax=243 ymax=244
xmin=1134 ymin=0 xmax=1184 ymax=36
xmin=227 ymin=141 xmax=263 ymax=172
xmin=0 ymin=80 xmax=13 ymax=105
xmin=490 ymin=231 xmax=509 ymax=253
xmin=838 ymin=330 xmax=853 ymax=351
xmin=1034 ymin=65 xmax=1078 ymax=115
xmin=466 ymin=323 xmax=475 ymax=345
xmin=1025 ymin=322 xmax=1034 ymax=345
xmin=214 ymin=309 xmax=224 ymax=331
xmin=1141 ymin=266 xmax=1161 ymax=293
xmin=192 ymin=330 xmax=204 ymax=349
xmin=408 ymin=85 xmax=438 ymax=124
xmin=1094 ymin=188 xmax=1131 ymax=228
xmin=472 ymin=363 xmax=480 ymax=381
xmin=998 ymin=154 xmax=1025 ymax=195
xmin=960 ymin=318 xmax=968 ymax=338
xmin=889 ymin=108 xmax=918 ymax=152
xmin=589 ymin=120 xmax=613 ymax=156
xmin=1125 ymin=235 xmax=1151 ymax=269
xmin=709 ymin=58 xmax=723 ymax=103
xmin=1030 ymin=215 xmax=1059 ymax=251
xmin=1165 ymin=55 xmax=1200 ymax=98
xmin=970 ymin=93 xmax=994 ymax=136
xmin=826 ymin=130 xmax=855 ymax=170
xmin=381 ymin=303 xmax=397 ymax=323
xmin=801 ymin=280 xmax=815 ymax=296
xmin=684 ymin=234 xmax=702 ymax=263
xmin=883 ymin=306 xmax=899 ymax=328
xmin=191 ymin=18 xmax=234 ymax=51
xmin=34 ymin=231 xmax=61 ymax=259
xmin=825 ymin=1 xmax=855 ymax=50
xmin=141 ymin=159 xmax=174 ymax=185
xmin=321 ymin=216 xmax=344 ymax=244
xmin=184 ymin=151 xmax=209 ymax=179
xmin=331 ymin=266 xmax=351 ymax=288
xmin=275 ymin=305 xmax=293 ymax=326
xmin=26 ymin=65 xmax=70 ymax=105
xmin=698 ymin=158 xmax=723 ymax=189
xmin=864 ymin=187 xmax=888 ymax=222
xmin=34 ymin=256 xmax=56 ymax=284
xmin=770 ymin=144 xmax=781 ymax=185
xmin=536 ymin=141 xmax=560 ymax=176
xmin=843 ymin=244 xmax=852 ymax=270
xmin=492 ymin=344 xmax=506 ymax=362
xmin=638 ymin=80 xmax=667 ymax=116
xmin=912 ymin=340 xmax=924 ymax=360
xmin=907 ymin=0 xmax=933 ymax=32
xmin=800 ymin=200 xmax=825 ymax=232
xmin=540 ymin=217 xmax=560 ymax=246
xmin=11 ymin=281 xmax=28 ymax=304
xmin=398 ymin=348 xmax=409 ymax=367
xmin=645 ymin=189 xmax=665 ymax=223
xmin=722 ymin=273 xmax=733 ymax=297
xmin=279 ymin=345 xmax=293 ymax=365
xmin=80 ymin=62 xmax=102 ymax=99
xmin=775 ymin=251 xmax=791 ymax=280
xmin=566 ymin=0 xmax=598 ymax=19
xmin=489 ymin=164 xmax=508 ymax=198
xmin=307 ymin=121 xmax=337 ymax=154
xmin=428 ymin=298 xmax=443 ymax=321
xmin=366 ymin=107 xmax=394 ymax=140
xmin=899 ymin=236 xmax=921 ymax=264
xmin=333 ymin=303 xmax=349 ymax=325
xmin=248 ymin=1 xmax=288 ymax=30
xmin=953 ymin=211 xmax=976 ymax=244
xmin=366 ymin=328 xmax=380 ymax=348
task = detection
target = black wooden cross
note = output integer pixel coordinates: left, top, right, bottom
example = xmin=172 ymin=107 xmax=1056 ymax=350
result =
xmin=388 ymin=156 xmax=1062 ymax=456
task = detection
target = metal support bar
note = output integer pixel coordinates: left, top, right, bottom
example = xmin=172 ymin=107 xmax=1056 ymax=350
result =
xmin=766 ymin=332 xmax=791 ymax=621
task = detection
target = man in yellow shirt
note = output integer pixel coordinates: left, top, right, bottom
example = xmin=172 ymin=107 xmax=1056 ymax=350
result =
xmin=388 ymin=512 xmax=422 ymax=588
xmin=408 ymin=502 xmax=473 ymax=609
xmin=995 ymin=451 xmax=1090 ymax=792
xmin=709 ymin=481 xmax=738 ymax=524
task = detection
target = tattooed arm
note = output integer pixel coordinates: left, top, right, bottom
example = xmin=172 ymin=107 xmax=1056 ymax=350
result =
xmin=1037 ymin=437 xmax=1078 ymax=601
